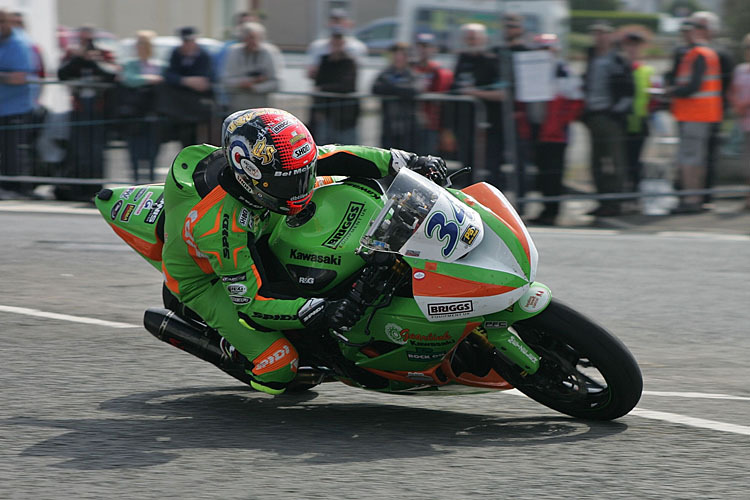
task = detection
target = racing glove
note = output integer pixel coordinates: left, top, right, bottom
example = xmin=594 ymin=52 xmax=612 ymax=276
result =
xmin=390 ymin=149 xmax=449 ymax=186
xmin=298 ymin=298 xmax=366 ymax=332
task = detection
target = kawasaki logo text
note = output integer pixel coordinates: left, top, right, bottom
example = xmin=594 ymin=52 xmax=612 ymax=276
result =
xmin=289 ymin=249 xmax=341 ymax=266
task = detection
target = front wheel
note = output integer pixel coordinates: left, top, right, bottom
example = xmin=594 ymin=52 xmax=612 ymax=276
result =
xmin=500 ymin=299 xmax=642 ymax=420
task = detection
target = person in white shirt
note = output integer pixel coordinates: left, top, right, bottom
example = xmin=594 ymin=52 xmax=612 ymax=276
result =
xmin=221 ymin=22 xmax=284 ymax=112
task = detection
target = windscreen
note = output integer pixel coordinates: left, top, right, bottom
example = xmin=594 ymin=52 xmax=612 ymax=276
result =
xmin=360 ymin=168 xmax=440 ymax=253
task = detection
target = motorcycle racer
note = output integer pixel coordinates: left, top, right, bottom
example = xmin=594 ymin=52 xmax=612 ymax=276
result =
xmin=161 ymin=107 xmax=447 ymax=395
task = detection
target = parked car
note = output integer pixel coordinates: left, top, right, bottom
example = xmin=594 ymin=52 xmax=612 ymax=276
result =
xmin=116 ymin=35 xmax=224 ymax=66
xmin=354 ymin=17 xmax=398 ymax=53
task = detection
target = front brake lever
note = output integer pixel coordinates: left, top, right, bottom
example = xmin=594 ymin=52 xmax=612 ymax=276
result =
xmin=445 ymin=166 xmax=472 ymax=188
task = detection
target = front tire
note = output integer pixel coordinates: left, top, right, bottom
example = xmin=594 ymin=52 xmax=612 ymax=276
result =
xmin=502 ymin=299 xmax=642 ymax=420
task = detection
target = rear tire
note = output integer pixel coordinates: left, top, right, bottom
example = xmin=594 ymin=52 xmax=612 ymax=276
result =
xmin=502 ymin=299 xmax=642 ymax=420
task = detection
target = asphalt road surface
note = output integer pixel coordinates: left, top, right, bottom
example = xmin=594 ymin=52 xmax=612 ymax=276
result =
xmin=1 ymin=202 xmax=749 ymax=499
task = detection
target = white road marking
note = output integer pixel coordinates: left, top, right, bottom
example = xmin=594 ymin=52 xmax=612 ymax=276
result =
xmin=531 ymin=227 xmax=620 ymax=236
xmin=531 ymin=227 xmax=750 ymax=241
xmin=630 ymin=409 xmax=750 ymax=436
xmin=507 ymin=388 xmax=750 ymax=436
xmin=0 ymin=305 xmax=140 ymax=329
xmin=643 ymin=390 xmax=750 ymax=401
xmin=654 ymin=231 xmax=750 ymax=241
xmin=0 ymin=202 xmax=98 ymax=215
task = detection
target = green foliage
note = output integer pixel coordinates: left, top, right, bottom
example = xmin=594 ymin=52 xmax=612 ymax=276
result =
xmin=570 ymin=10 xmax=661 ymax=34
xmin=569 ymin=0 xmax=621 ymax=10
xmin=723 ymin=0 xmax=750 ymax=46
xmin=567 ymin=32 xmax=592 ymax=58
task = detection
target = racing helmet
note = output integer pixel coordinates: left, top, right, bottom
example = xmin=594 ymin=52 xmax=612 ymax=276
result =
xmin=222 ymin=108 xmax=318 ymax=215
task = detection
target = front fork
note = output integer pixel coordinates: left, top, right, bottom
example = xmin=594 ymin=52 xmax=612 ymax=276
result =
xmin=481 ymin=282 xmax=552 ymax=375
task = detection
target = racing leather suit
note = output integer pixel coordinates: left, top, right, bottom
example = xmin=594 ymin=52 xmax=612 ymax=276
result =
xmin=161 ymin=144 xmax=406 ymax=394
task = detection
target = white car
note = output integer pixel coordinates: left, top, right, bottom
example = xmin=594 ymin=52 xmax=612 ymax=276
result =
xmin=116 ymin=35 xmax=224 ymax=65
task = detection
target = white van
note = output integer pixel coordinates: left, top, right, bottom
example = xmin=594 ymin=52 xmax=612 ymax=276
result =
xmin=356 ymin=0 xmax=570 ymax=52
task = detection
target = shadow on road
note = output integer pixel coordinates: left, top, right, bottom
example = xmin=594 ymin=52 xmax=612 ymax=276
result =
xmin=5 ymin=386 xmax=628 ymax=469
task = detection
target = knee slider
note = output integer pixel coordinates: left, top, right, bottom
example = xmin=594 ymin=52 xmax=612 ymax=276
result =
xmin=249 ymin=338 xmax=299 ymax=385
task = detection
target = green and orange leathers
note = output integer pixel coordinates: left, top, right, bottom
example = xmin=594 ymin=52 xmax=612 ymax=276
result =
xmin=161 ymin=143 xmax=393 ymax=392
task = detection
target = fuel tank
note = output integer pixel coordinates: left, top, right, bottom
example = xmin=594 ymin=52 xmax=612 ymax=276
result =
xmin=268 ymin=179 xmax=385 ymax=294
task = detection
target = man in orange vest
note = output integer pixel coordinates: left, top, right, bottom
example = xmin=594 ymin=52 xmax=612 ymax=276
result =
xmin=668 ymin=18 xmax=723 ymax=213
xmin=691 ymin=11 xmax=733 ymax=205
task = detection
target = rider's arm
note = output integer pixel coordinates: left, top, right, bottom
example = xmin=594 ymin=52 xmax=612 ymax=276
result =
xmin=191 ymin=201 xmax=307 ymax=332
xmin=316 ymin=144 xmax=413 ymax=178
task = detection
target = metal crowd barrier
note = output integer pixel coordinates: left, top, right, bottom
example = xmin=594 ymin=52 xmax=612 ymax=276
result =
xmin=1 ymin=79 xmax=748 ymax=210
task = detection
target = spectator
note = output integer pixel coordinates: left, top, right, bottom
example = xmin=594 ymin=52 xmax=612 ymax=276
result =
xmin=622 ymin=31 xmax=655 ymax=193
xmin=691 ymin=11 xmax=734 ymax=204
xmin=372 ymin=42 xmax=419 ymax=150
xmin=582 ymin=21 xmax=634 ymax=217
xmin=445 ymin=23 xmax=505 ymax=186
xmin=221 ymin=22 xmax=283 ymax=112
xmin=0 ymin=7 xmax=34 ymax=196
xmin=9 ymin=12 xmax=43 ymax=79
xmin=9 ymin=11 xmax=44 ymax=107
xmin=57 ymin=24 xmax=118 ymax=201
xmin=161 ymin=26 xmax=214 ymax=146
xmin=502 ymin=12 xmax=529 ymax=50
xmin=412 ymin=32 xmax=453 ymax=155
xmin=306 ymin=8 xmax=367 ymax=81
xmin=214 ymin=11 xmax=256 ymax=83
xmin=500 ymin=12 xmax=538 ymax=203
xmin=728 ymin=33 xmax=750 ymax=211
xmin=526 ymin=34 xmax=583 ymax=226
xmin=120 ymin=30 xmax=164 ymax=183
xmin=312 ymin=31 xmax=359 ymax=144
xmin=667 ymin=18 xmax=722 ymax=213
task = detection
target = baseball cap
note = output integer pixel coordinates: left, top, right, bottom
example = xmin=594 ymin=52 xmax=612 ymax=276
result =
xmin=329 ymin=8 xmax=348 ymax=20
xmin=178 ymin=26 xmax=198 ymax=40
xmin=623 ymin=31 xmax=646 ymax=43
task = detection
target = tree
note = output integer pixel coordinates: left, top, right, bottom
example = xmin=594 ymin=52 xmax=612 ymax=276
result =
xmin=723 ymin=0 xmax=750 ymax=55
xmin=570 ymin=0 xmax=621 ymax=10
xmin=724 ymin=0 xmax=750 ymax=38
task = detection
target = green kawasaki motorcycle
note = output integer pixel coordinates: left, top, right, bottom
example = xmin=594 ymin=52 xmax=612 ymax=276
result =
xmin=95 ymin=168 xmax=642 ymax=420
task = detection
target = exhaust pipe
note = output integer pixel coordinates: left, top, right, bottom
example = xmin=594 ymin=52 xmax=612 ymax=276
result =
xmin=143 ymin=308 xmax=255 ymax=385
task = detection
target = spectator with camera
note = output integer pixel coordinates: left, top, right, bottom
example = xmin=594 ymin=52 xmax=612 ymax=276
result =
xmin=220 ymin=22 xmax=283 ymax=112
xmin=57 ymin=24 xmax=119 ymax=201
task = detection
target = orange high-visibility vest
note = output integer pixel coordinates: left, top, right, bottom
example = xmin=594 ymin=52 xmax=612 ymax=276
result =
xmin=671 ymin=45 xmax=722 ymax=123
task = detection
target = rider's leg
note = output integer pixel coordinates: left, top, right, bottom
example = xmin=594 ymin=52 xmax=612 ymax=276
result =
xmin=181 ymin=281 xmax=298 ymax=394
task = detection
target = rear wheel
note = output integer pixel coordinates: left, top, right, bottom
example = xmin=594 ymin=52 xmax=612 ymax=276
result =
xmin=499 ymin=299 xmax=642 ymax=420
